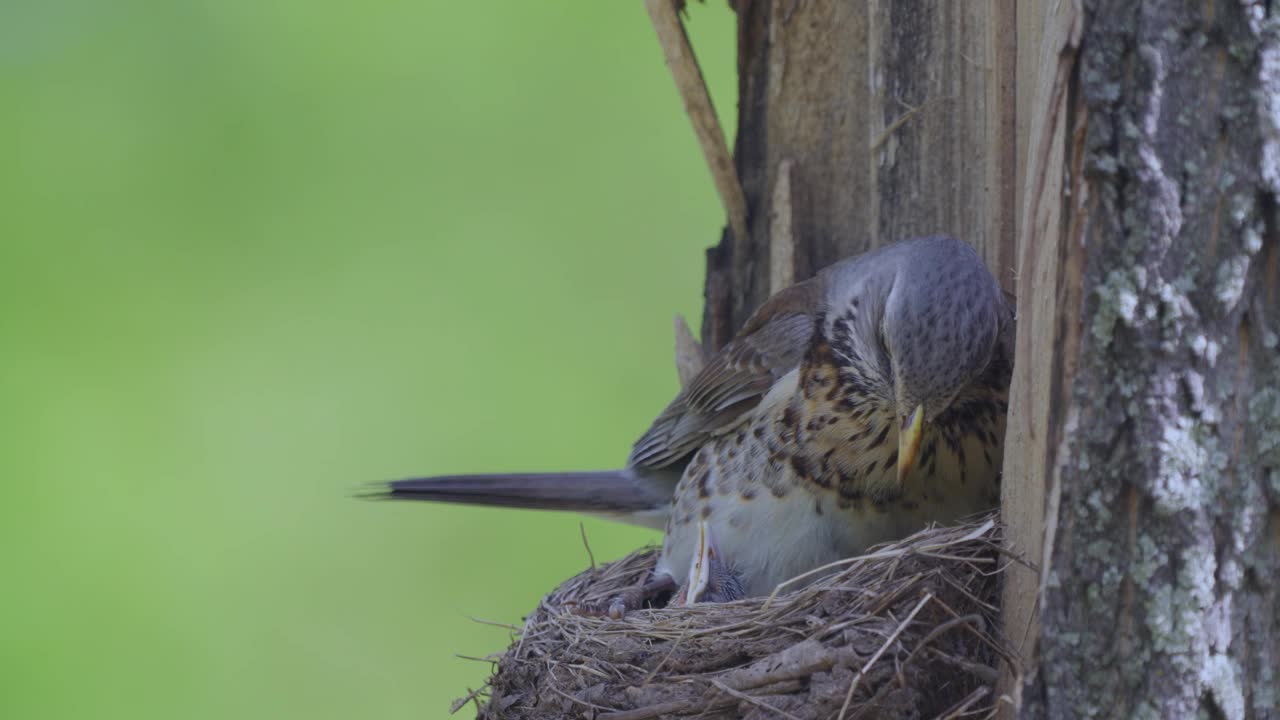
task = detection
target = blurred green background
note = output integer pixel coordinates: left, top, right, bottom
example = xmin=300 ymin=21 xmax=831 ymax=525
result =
xmin=0 ymin=2 xmax=736 ymax=717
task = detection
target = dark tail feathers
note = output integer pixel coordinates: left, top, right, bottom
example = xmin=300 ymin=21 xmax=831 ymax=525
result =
xmin=364 ymin=470 xmax=669 ymax=515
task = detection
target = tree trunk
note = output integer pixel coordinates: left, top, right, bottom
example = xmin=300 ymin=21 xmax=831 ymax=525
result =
xmin=699 ymin=1 xmax=1280 ymax=717
xmin=1016 ymin=2 xmax=1280 ymax=717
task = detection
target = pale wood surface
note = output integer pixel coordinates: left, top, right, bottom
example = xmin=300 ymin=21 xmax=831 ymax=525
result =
xmin=998 ymin=2 xmax=1081 ymax=711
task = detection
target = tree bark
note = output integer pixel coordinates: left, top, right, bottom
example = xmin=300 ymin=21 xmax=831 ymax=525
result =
xmin=700 ymin=1 xmax=1280 ymax=717
xmin=1018 ymin=2 xmax=1280 ymax=717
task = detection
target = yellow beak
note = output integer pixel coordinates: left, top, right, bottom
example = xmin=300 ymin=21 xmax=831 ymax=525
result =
xmin=681 ymin=520 xmax=712 ymax=606
xmin=897 ymin=404 xmax=925 ymax=485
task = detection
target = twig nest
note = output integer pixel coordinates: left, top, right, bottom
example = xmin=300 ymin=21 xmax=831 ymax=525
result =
xmin=472 ymin=515 xmax=1011 ymax=719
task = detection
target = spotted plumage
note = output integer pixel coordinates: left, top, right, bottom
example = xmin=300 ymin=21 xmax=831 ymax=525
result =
xmin=378 ymin=236 xmax=1014 ymax=608
xmin=641 ymin=237 xmax=1012 ymax=597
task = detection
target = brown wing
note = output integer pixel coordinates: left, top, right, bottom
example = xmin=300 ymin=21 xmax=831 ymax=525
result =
xmin=628 ymin=277 xmax=824 ymax=470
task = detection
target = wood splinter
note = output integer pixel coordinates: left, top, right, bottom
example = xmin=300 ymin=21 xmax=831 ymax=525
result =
xmin=644 ymin=0 xmax=749 ymax=245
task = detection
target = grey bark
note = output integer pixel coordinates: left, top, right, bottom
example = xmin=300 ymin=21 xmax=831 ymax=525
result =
xmin=1021 ymin=2 xmax=1280 ymax=718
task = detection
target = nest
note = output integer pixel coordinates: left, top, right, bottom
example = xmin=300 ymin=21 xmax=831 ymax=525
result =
xmin=461 ymin=515 xmax=1013 ymax=719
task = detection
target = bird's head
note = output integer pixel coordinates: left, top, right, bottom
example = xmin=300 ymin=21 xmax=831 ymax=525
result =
xmin=824 ymin=237 xmax=1007 ymax=484
xmin=679 ymin=520 xmax=745 ymax=605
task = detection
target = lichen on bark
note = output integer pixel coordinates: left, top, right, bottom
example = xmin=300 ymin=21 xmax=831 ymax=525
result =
xmin=1027 ymin=1 xmax=1280 ymax=718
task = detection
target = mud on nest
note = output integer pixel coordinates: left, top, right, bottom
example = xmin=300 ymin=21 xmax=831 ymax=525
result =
xmin=457 ymin=515 xmax=1015 ymax=719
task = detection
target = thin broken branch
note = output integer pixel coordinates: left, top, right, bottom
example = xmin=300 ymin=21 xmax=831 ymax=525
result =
xmin=644 ymin=0 xmax=749 ymax=244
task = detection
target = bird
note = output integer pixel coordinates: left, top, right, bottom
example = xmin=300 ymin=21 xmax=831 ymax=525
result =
xmin=669 ymin=520 xmax=746 ymax=607
xmin=372 ymin=236 xmax=1013 ymax=611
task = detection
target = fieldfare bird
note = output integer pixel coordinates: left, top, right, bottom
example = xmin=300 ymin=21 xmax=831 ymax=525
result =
xmin=374 ymin=236 xmax=1014 ymax=611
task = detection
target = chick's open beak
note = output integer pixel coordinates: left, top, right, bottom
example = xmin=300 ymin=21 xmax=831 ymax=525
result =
xmin=897 ymin=404 xmax=925 ymax=485
xmin=681 ymin=520 xmax=713 ymax=605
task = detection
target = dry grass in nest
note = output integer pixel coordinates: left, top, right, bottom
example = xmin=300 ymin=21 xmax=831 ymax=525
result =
xmin=457 ymin=514 xmax=1014 ymax=719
